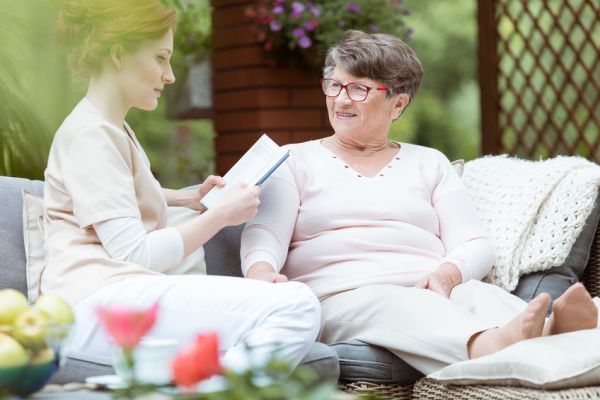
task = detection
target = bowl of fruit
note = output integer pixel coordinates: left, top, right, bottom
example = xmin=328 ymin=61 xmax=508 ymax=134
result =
xmin=0 ymin=289 xmax=74 ymax=397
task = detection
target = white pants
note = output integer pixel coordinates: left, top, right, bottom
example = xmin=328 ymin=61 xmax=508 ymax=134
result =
xmin=318 ymin=280 xmax=529 ymax=375
xmin=69 ymin=275 xmax=320 ymax=371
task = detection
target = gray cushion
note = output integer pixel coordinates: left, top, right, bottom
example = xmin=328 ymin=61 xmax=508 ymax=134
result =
xmin=50 ymin=341 xmax=339 ymax=384
xmin=513 ymin=199 xmax=600 ymax=314
xmin=0 ymin=176 xmax=44 ymax=295
xmin=204 ymin=224 xmax=244 ymax=277
xmin=331 ymin=340 xmax=423 ymax=384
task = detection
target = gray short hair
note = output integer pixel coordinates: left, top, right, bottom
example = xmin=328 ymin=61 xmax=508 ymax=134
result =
xmin=323 ymin=30 xmax=423 ymax=102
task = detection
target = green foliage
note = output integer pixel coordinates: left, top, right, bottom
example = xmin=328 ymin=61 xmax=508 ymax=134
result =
xmin=111 ymin=358 xmax=340 ymax=400
xmin=0 ymin=0 xmax=215 ymax=187
xmin=393 ymin=0 xmax=480 ymax=161
xmin=0 ymin=8 xmax=57 ymax=179
xmin=163 ymin=0 xmax=212 ymax=67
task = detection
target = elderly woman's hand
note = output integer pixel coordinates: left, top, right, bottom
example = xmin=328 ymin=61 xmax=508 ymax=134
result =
xmin=246 ymin=262 xmax=288 ymax=283
xmin=415 ymin=263 xmax=462 ymax=298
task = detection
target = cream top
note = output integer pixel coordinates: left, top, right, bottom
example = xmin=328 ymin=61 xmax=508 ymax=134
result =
xmin=42 ymin=98 xmax=164 ymax=305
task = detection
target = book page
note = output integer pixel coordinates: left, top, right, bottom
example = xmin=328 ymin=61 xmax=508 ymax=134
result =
xmin=200 ymin=134 xmax=284 ymax=208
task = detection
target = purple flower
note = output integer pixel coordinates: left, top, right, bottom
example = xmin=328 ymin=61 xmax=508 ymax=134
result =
xmin=272 ymin=5 xmax=283 ymax=14
xmin=299 ymin=36 xmax=312 ymax=48
xmin=292 ymin=1 xmax=305 ymax=14
xmin=292 ymin=27 xmax=305 ymax=37
xmin=369 ymin=23 xmax=379 ymax=32
xmin=270 ymin=20 xmax=282 ymax=31
xmin=347 ymin=2 xmax=361 ymax=13
xmin=310 ymin=6 xmax=321 ymax=16
xmin=304 ymin=20 xmax=318 ymax=31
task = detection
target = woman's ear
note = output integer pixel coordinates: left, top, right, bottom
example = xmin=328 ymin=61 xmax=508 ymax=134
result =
xmin=392 ymin=93 xmax=411 ymax=119
xmin=110 ymin=45 xmax=124 ymax=69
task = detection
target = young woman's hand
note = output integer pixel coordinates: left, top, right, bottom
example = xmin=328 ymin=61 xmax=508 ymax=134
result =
xmin=163 ymin=175 xmax=226 ymax=211
xmin=414 ymin=263 xmax=462 ymax=298
xmin=212 ymin=183 xmax=261 ymax=226
xmin=197 ymin=175 xmax=226 ymax=202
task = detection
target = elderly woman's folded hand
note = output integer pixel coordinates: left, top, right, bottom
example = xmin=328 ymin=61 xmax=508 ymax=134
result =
xmin=415 ymin=263 xmax=463 ymax=298
xmin=246 ymin=262 xmax=289 ymax=283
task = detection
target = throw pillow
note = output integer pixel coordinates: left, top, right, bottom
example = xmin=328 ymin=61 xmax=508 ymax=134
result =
xmin=22 ymin=189 xmax=44 ymax=303
xmin=22 ymin=191 xmax=206 ymax=303
xmin=512 ymin=197 xmax=600 ymax=313
xmin=428 ymin=329 xmax=600 ymax=389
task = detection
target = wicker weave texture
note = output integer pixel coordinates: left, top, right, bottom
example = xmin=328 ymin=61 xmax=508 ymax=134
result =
xmin=340 ymin=381 xmax=413 ymax=399
xmin=582 ymin=223 xmax=600 ymax=297
xmin=412 ymin=378 xmax=600 ymax=400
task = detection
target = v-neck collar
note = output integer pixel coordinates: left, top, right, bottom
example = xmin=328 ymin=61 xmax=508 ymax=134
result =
xmin=317 ymin=139 xmax=403 ymax=179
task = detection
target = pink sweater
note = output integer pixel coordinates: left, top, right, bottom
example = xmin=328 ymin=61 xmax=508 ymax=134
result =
xmin=241 ymin=140 xmax=494 ymax=299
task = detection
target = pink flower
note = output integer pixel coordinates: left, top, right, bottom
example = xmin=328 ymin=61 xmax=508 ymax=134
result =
xmin=292 ymin=27 xmax=305 ymax=37
xmin=96 ymin=303 xmax=158 ymax=350
xmin=172 ymin=333 xmax=223 ymax=388
xmin=347 ymin=2 xmax=361 ymax=13
xmin=299 ymin=36 xmax=312 ymax=48
xmin=304 ymin=19 xmax=318 ymax=31
xmin=270 ymin=20 xmax=283 ymax=31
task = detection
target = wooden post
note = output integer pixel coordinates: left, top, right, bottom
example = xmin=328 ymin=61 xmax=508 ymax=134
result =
xmin=477 ymin=0 xmax=500 ymax=155
xmin=211 ymin=0 xmax=331 ymax=174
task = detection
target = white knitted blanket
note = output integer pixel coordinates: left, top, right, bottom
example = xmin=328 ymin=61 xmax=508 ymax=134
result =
xmin=462 ymin=155 xmax=600 ymax=291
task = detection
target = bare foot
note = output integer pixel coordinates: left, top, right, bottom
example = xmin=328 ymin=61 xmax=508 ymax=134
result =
xmin=543 ymin=283 xmax=598 ymax=335
xmin=468 ymin=293 xmax=549 ymax=359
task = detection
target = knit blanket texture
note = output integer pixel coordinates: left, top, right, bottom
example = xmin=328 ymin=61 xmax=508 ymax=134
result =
xmin=462 ymin=155 xmax=600 ymax=291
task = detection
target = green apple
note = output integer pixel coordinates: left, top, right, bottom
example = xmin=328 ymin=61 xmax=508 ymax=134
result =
xmin=13 ymin=308 xmax=50 ymax=351
xmin=31 ymin=347 xmax=55 ymax=365
xmin=34 ymin=294 xmax=75 ymax=325
xmin=0 ymin=332 xmax=29 ymax=368
xmin=0 ymin=289 xmax=29 ymax=326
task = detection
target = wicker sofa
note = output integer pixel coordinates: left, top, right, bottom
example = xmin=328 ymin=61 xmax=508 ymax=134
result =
xmin=341 ymin=230 xmax=600 ymax=399
xmin=2 ymin=174 xmax=600 ymax=399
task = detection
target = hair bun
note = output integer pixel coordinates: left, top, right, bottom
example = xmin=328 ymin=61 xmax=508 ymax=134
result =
xmin=55 ymin=0 xmax=94 ymax=49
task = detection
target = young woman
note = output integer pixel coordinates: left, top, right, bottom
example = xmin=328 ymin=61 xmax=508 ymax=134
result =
xmin=43 ymin=0 xmax=320 ymax=371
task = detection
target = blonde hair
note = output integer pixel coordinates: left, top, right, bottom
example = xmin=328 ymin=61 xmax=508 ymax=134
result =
xmin=56 ymin=0 xmax=177 ymax=78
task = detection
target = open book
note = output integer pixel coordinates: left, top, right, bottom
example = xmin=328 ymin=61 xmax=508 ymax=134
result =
xmin=200 ymin=134 xmax=290 ymax=209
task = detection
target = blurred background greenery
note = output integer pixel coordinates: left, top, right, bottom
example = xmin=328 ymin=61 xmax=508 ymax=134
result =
xmin=0 ymin=0 xmax=215 ymax=187
xmin=0 ymin=0 xmax=480 ymax=186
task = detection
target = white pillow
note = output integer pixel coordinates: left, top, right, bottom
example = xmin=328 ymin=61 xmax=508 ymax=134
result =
xmin=22 ymin=191 xmax=206 ymax=303
xmin=428 ymin=329 xmax=600 ymax=389
xmin=22 ymin=189 xmax=44 ymax=303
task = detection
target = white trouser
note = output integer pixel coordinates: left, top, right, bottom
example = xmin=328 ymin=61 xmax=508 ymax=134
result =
xmin=318 ymin=280 xmax=529 ymax=375
xmin=69 ymin=275 xmax=320 ymax=371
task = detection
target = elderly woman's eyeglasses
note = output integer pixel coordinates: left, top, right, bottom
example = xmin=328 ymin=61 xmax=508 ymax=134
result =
xmin=320 ymin=78 xmax=389 ymax=102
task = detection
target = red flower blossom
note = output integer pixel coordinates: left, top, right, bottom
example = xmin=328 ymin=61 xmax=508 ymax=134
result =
xmin=96 ymin=303 xmax=159 ymax=350
xmin=172 ymin=332 xmax=223 ymax=388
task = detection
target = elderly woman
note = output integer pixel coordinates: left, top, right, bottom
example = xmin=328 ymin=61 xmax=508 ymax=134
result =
xmin=241 ymin=30 xmax=598 ymax=374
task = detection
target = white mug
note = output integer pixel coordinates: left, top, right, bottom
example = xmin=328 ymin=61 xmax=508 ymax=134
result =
xmin=111 ymin=337 xmax=179 ymax=385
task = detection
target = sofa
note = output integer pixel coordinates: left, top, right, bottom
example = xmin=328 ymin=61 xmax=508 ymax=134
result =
xmin=0 ymin=176 xmax=423 ymax=388
xmin=2 ymin=175 xmax=600 ymax=399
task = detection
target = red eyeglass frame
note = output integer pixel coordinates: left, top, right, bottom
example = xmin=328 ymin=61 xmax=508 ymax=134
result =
xmin=320 ymin=78 xmax=389 ymax=101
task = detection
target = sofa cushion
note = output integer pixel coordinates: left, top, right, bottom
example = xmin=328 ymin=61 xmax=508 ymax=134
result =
xmin=513 ymin=199 xmax=600 ymax=313
xmin=331 ymin=339 xmax=423 ymax=384
xmin=50 ymin=341 xmax=339 ymax=384
xmin=428 ymin=329 xmax=600 ymax=390
xmin=205 ymin=224 xmax=245 ymax=277
xmin=0 ymin=176 xmax=44 ymax=296
xmin=22 ymin=189 xmax=45 ymax=302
